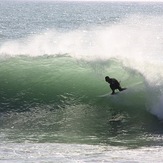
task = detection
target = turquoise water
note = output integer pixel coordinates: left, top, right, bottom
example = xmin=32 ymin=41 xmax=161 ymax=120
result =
xmin=1 ymin=1 xmax=163 ymax=162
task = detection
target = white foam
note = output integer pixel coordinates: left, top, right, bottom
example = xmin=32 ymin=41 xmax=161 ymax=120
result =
xmin=0 ymin=143 xmax=163 ymax=162
xmin=1 ymin=16 xmax=163 ymax=82
xmin=0 ymin=16 xmax=162 ymax=60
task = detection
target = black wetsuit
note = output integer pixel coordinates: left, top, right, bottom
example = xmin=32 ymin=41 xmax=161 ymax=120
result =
xmin=107 ymin=78 xmax=124 ymax=94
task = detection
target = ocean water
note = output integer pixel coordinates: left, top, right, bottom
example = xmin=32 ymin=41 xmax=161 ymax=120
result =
xmin=1 ymin=1 xmax=163 ymax=162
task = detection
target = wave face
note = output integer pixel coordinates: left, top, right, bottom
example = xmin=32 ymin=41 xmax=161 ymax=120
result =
xmin=0 ymin=55 xmax=163 ymax=146
xmin=1 ymin=2 xmax=163 ymax=146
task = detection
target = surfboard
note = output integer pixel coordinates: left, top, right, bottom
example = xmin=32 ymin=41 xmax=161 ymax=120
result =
xmin=98 ymin=88 xmax=127 ymax=97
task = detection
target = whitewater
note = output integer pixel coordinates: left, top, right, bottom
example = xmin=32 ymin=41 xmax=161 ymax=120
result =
xmin=1 ymin=1 xmax=163 ymax=162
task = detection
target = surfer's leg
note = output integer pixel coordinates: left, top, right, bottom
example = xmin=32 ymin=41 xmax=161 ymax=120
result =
xmin=110 ymin=85 xmax=115 ymax=94
xmin=111 ymin=89 xmax=115 ymax=95
xmin=118 ymin=87 xmax=126 ymax=91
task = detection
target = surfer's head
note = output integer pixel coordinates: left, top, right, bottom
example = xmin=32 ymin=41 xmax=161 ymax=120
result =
xmin=105 ymin=76 xmax=110 ymax=82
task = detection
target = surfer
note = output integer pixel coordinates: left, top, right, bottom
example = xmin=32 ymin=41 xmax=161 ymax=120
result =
xmin=105 ymin=76 xmax=126 ymax=95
